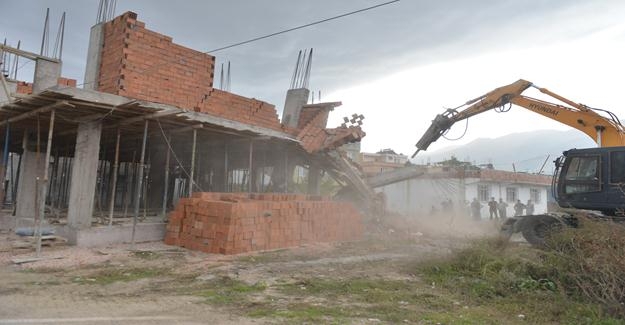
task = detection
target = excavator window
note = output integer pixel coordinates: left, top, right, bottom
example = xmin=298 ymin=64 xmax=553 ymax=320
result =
xmin=610 ymin=151 xmax=625 ymax=184
xmin=564 ymin=156 xmax=601 ymax=194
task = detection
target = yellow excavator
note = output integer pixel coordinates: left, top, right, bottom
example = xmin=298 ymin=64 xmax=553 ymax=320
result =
xmin=413 ymin=79 xmax=625 ymax=245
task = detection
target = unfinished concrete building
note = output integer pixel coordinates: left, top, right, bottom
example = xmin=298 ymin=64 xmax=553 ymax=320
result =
xmin=0 ymin=11 xmax=371 ymax=252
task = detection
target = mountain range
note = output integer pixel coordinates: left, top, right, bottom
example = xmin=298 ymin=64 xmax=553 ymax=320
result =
xmin=411 ymin=129 xmax=597 ymax=174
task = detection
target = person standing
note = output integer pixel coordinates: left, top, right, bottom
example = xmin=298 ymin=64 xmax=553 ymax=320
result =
xmin=488 ymin=197 xmax=498 ymax=220
xmin=526 ymin=199 xmax=535 ymax=215
xmin=497 ymin=198 xmax=508 ymax=219
xmin=471 ymin=198 xmax=482 ymax=221
xmin=514 ymin=199 xmax=526 ymax=216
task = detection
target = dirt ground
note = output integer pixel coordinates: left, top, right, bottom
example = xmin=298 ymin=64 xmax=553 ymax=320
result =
xmin=0 ymin=214 xmax=503 ymax=325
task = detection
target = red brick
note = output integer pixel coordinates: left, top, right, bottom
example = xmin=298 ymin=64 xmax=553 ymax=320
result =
xmin=164 ymin=192 xmax=363 ymax=255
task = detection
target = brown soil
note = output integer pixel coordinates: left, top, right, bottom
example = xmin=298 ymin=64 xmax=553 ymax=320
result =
xmin=0 ymin=215 xmax=499 ymax=324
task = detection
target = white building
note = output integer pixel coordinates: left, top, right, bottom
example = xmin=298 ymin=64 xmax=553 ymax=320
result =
xmin=360 ymin=149 xmax=409 ymax=176
xmin=373 ymin=166 xmax=552 ymax=219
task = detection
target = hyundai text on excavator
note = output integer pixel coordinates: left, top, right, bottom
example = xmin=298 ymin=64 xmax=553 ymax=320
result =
xmin=413 ymin=79 xmax=625 ymax=245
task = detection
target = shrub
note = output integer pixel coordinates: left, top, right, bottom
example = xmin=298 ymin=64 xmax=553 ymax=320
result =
xmin=420 ymin=221 xmax=625 ymax=321
xmin=545 ymin=217 xmax=625 ymax=317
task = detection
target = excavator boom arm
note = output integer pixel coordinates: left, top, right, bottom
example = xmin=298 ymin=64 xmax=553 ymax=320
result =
xmin=413 ymin=79 xmax=625 ymax=157
xmin=509 ymin=96 xmax=624 ymax=146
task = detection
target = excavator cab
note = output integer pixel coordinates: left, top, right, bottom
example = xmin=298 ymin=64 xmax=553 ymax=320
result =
xmin=555 ymin=147 xmax=625 ymax=216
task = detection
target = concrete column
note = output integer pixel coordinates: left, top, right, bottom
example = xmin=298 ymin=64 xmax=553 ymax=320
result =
xmin=16 ymin=148 xmax=43 ymax=219
xmin=67 ymin=120 xmax=102 ymax=229
xmin=83 ymin=23 xmax=105 ymax=90
xmin=33 ymin=59 xmax=61 ymax=93
xmin=147 ymin=141 xmax=167 ymax=212
xmin=281 ymin=88 xmax=310 ymax=128
xmin=307 ymin=164 xmax=320 ymax=195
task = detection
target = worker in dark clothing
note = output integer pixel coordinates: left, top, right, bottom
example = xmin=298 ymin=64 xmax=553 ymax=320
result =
xmin=488 ymin=197 xmax=498 ymax=220
xmin=497 ymin=198 xmax=508 ymax=219
xmin=514 ymin=199 xmax=526 ymax=216
xmin=470 ymin=198 xmax=482 ymax=221
xmin=526 ymin=199 xmax=535 ymax=215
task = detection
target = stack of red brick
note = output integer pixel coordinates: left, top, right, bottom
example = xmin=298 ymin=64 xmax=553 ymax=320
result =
xmin=164 ymin=192 xmax=363 ymax=254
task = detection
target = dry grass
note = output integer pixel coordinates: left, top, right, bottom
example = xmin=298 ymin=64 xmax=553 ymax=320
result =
xmin=418 ymin=229 xmax=625 ymax=323
xmin=545 ymin=217 xmax=625 ymax=317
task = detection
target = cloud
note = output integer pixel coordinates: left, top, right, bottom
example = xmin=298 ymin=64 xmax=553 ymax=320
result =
xmin=325 ymin=18 xmax=625 ymax=155
xmin=1 ymin=0 xmax=623 ymax=152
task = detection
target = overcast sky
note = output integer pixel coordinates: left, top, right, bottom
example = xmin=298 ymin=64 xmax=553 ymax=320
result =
xmin=2 ymin=0 xmax=624 ymax=157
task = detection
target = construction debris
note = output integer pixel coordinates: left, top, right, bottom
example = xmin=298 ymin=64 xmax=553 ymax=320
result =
xmin=10 ymin=235 xmax=67 ymax=250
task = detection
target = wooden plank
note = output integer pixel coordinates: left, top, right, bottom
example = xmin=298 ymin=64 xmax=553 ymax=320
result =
xmin=0 ymin=44 xmax=60 ymax=62
xmin=107 ymin=110 xmax=181 ymax=128
xmin=11 ymin=256 xmax=64 ymax=265
xmin=0 ymin=101 xmax=71 ymax=127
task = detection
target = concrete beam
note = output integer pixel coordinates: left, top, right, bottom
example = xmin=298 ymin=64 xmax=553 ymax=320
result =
xmin=367 ymin=166 xmax=426 ymax=188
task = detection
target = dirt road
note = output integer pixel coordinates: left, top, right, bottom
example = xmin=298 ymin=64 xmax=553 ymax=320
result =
xmin=0 ymin=217 xmax=499 ymax=324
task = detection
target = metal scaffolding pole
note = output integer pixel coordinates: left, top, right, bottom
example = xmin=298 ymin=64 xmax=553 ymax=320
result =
xmin=248 ymin=140 xmax=253 ymax=193
xmin=131 ymin=120 xmax=148 ymax=248
xmin=161 ymin=134 xmax=171 ymax=220
xmin=284 ymin=150 xmax=289 ymax=193
xmin=1 ymin=121 xmax=10 ymax=206
xmin=224 ymin=144 xmax=228 ymax=192
xmin=108 ymin=128 xmax=120 ymax=226
xmin=188 ymin=129 xmax=197 ymax=196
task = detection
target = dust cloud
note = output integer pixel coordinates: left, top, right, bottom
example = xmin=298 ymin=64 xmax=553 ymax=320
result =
xmin=377 ymin=211 xmax=501 ymax=240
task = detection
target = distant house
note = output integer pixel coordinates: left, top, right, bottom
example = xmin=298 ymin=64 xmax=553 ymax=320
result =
xmin=372 ymin=165 xmax=552 ymax=218
xmin=360 ymin=149 xmax=409 ymax=176
xmin=341 ymin=142 xmax=362 ymax=164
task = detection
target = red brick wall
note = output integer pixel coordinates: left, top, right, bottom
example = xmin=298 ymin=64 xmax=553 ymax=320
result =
xmin=99 ymin=12 xmax=214 ymax=106
xmin=98 ymin=12 xmax=283 ymax=131
xmin=57 ymin=77 xmax=77 ymax=87
xmin=16 ymin=82 xmax=33 ymax=95
xmin=297 ymin=106 xmax=330 ymax=130
xmin=297 ymin=112 xmax=329 ymax=153
xmin=14 ymin=77 xmax=77 ymax=95
xmin=164 ymin=192 xmax=363 ymax=254
xmin=198 ymin=89 xmax=281 ymax=131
